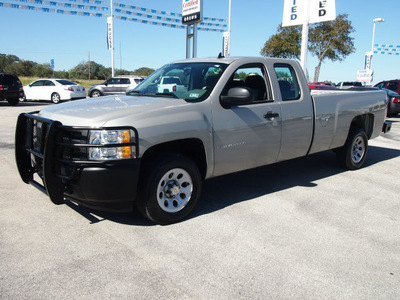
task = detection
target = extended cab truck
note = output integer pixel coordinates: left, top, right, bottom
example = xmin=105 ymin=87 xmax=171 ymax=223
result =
xmin=15 ymin=57 xmax=391 ymax=224
xmin=157 ymin=76 xmax=186 ymax=93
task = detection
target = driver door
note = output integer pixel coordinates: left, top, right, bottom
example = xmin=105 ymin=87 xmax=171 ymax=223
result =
xmin=212 ymin=63 xmax=282 ymax=177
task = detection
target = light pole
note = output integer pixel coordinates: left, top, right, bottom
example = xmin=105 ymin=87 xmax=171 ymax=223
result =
xmin=372 ymin=18 xmax=385 ymax=52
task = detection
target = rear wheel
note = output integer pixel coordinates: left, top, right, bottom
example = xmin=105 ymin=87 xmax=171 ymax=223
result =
xmin=336 ymin=127 xmax=368 ymax=170
xmin=137 ymin=153 xmax=202 ymax=225
xmin=51 ymin=93 xmax=61 ymax=104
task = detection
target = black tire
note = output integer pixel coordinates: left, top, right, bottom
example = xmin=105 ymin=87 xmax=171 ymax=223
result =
xmin=90 ymin=90 xmax=102 ymax=97
xmin=137 ymin=153 xmax=202 ymax=225
xmin=7 ymin=97 xmax=19 ymax=106
xmin=51 ymin=93 xmax=61 ymax=104
xmin=336 ymin=127 xmax=368 ymax=170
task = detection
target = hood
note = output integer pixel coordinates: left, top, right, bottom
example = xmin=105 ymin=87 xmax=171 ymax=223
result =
xmin=39 ymin=95 xmax=187 ymax=127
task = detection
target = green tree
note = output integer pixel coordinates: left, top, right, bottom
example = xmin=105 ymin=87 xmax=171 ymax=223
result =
xmin=32 ymin=63 xmax=53 ymax=77
xmin=133 ymin=67 xmax=154 ymax=76
xmin=260 ymin=14 xmax=355 ymax=82
xmin=0 ymin=54 xmax=20 ymax=72
xmin=260 ymin=25 xmax=302 ymax=59
xmin=309 ymin=14 xmax=355 ymax=82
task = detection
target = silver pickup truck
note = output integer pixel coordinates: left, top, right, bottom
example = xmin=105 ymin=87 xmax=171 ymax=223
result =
xmin=15 ymin=57 xmax=391 ymax=224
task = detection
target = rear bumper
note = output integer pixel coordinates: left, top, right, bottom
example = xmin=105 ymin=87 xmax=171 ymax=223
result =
xmin=15 ymin=112 xmax=140 ymax=212
xmin=0 ymin=90 xmax=24 ymax=100
xmin=382 ymin=120 xmax=392 ymax=133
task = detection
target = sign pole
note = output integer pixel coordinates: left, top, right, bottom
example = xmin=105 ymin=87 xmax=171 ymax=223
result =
xmin=110 ymin=0 xmax=114 ymax=77
xmin=182 ymin=0 xmax=203 ymax=59
xmin=300 ymin=21 xmax=309 ymax=72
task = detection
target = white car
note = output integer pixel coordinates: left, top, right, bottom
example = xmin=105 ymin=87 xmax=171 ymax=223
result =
xmin=23 ymin=79 xmax=86 ymax=103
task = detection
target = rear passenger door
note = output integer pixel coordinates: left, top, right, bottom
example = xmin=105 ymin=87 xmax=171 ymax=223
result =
xmin=212 ymin=63 xmax=282 ymax=176
xmin=273 ymin=63 xmax=314 ymax=162
xmin=118 ymin=78 xmax=131 ymax=93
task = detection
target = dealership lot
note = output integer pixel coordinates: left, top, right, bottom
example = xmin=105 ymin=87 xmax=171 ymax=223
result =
xmin=1 ymin=101 xmax=400 ymax=299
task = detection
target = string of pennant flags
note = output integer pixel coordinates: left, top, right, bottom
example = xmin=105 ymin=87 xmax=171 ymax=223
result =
xmin=374 ymin=44 xmax=400 ymax=56
xmin=0 ymin=0 xmax=227 ymax=32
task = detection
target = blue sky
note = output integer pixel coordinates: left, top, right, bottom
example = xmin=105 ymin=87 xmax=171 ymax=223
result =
xmin=0 ymin=0 xmax=398 ymax=84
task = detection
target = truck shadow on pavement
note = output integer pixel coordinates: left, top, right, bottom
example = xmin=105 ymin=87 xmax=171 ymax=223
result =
xmin=194 ymin=145 xmax=400 ymax=219
xmin=66 ymin=145 xmax=400 ymax=226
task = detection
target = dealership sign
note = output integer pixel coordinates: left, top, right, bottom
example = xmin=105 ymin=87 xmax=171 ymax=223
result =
xmin=182 ymin=0 xmax=203 ymax=24
xmin=357 ymin=69 xmax=374 ymax=83
xmin=282 ymin=0 xmax=336 ymax=27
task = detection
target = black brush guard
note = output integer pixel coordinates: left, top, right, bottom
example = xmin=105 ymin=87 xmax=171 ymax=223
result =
xmin=15 ymin=112 xmax=139 ymax=207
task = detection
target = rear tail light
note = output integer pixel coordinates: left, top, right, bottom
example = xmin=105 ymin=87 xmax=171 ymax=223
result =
xmin=394 ymin=97 xmax=400 ymax=103
xmin=0 ymin=85 xmax=3 ymax=91
xmin=173 ymin=85 xmax=177 ymax=92
xmin=64 ymin=87 xmax=74 ymax=91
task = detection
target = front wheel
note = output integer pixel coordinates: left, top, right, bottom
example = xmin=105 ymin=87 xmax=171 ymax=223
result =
xmin=51 ymin=93 xmax=61 ymax=104
xmin=90 ymin=90 xmax=102 ymax=97
xmin=336 ymin=127 xmax=368 ymax=170
xmin=137 ymin=153 xmax=202 ymax=225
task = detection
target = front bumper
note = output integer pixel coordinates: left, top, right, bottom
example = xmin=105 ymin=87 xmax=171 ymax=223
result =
xmin=15 ymin=112 xmax=140 ymax=212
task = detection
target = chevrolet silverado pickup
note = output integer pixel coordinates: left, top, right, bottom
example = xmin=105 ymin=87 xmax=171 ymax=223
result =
xmin=15 ymin=57 xmax=391 ymax=224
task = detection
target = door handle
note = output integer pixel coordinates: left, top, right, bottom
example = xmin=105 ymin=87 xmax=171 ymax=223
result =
xmin=264 ymin=111 xmax=280 ymax=119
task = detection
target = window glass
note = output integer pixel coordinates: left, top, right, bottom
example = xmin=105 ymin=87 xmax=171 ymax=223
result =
xmin=107 ymin=78 xmax=120 ymax=84
xmin=131 ymin=62 xmax=227 ymax=102
xmin=223 ymin=64 xmax=270 ymax=102
xmin=376 ymin=82 xmax=386 ymax=89
xmin=274 ymin=64 xmax=301 ymax=101
xmin=387 ymin=82 xmax=398 ymax=91
xmin=31 ymin=80 xmax=44 ymax=87
xmin=119 ymin=78 xmax=130 ymax=84
xmin=44 ymin=80 xmax=55 ymax=86
xmin=134 ymin=78 xmax=144 ymax=84
xmin=56 ymin=80 xmax=76 ymax=85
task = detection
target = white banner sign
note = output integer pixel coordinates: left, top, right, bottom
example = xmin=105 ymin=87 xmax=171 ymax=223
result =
xmin=107 ymin=16 xmax=113 ymax=50
xmin=282 ymin=0 xmax=336 ymax=27
xmin=357 ymin=69 xmax=374 ymax=83
xmin=223 ymin=31 xmax=230 ymax=57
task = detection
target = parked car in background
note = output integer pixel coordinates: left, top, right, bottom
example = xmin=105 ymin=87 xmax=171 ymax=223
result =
xmin=374 ymin=80 xmax=400 ymax=95
xmin=88 ymin=75 xmax=145 ymax=97
xmin=23 ymin=79 xmax=86 ymax=104
xmin=309 ymin=82 xmax=337 ymax=90
xmin=383 ymin=88 xmax=400 ymax=117
xmin=336 ymin=81 xmax=362 ymax=89
xmin=0 ymin=73 xmax=24 ymax=106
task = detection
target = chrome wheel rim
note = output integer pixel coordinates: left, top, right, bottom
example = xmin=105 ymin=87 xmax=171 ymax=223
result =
xmin=157 ymin=168 xmax=193 ymax=213
xmin=351 ymin=136 xmax=365 ymax=164
xmin=52 ymin=94 xmax=60 ymax=103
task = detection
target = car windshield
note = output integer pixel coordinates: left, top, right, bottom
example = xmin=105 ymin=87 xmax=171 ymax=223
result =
xmin=128 ymin=62 xmax=228 ymax=101
xmin=56 ymin=80 xmax=77 ymax=85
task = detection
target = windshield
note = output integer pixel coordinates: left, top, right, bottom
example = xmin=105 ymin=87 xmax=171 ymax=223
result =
xmin=128 ymin=62 xmax=228 ymax=101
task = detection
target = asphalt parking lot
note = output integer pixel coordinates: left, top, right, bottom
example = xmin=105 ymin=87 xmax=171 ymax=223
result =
xmin=1 ymin=101 xmax=399 ymax=299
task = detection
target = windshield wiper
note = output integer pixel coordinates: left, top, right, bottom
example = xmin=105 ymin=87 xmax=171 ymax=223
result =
xmin=154 ymin=92 xmax=178 ymax=98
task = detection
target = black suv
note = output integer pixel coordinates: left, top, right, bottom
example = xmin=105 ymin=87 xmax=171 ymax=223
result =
xmin=0 ymin=73 xmax=24 ymax=105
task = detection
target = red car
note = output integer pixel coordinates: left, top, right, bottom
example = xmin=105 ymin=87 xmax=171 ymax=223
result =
xmin=309 ymin=82 xmax=336 ymax=90
xmin=374 ymin=80 xmax=400 ymax=95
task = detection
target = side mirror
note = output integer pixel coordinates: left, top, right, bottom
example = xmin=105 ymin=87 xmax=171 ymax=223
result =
xmin=220 ymin=87 xmax=254 ymax=108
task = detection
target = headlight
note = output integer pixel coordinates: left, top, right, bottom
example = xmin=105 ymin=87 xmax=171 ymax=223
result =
xmin=88 ymin=129 xmax=135 ymax=160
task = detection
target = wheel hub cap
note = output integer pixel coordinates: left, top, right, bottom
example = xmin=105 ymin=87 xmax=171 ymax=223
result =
xmin=351 ymin=136 xmax=365 ymax=163
xmin=157 ymin=168 xmax=193 ymax=213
